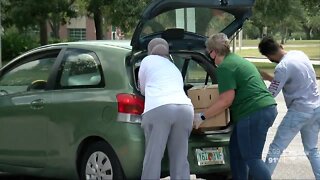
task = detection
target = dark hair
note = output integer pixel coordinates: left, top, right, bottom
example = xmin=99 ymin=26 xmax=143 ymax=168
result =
xmin=258 ymin=36 xmax=281 ymax=56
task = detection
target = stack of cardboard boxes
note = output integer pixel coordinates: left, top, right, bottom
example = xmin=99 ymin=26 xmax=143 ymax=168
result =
xmin=188 ymin=84 xmax=230 ymax=131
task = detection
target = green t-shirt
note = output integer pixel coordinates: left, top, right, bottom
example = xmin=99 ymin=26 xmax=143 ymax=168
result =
xmin=217 ymin=53 xmax=276 ymax=123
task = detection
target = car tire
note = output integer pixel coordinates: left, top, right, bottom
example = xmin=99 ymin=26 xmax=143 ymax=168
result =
xmin=79 ymin=141 xmax=125 ymax=180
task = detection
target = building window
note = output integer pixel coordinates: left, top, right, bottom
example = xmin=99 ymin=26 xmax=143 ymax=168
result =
xmin=68 ymin=28 xmax=86 ymax=41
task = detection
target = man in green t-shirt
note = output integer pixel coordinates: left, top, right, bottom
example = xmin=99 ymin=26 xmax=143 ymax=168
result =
xmin=193 ymin=33 xmax=277 ymax=180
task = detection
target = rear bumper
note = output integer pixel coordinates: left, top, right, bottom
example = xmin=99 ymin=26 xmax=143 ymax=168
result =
xmin=116 ymin=123 xmax=232 ymax=178
xmin=160 ymin=130 xmax=231 ymax=177
xmin=188 ymin=132 xmax=231 ymax=175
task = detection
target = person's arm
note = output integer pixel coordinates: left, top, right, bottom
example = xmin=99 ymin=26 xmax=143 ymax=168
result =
xmin=193 ymin=66 xmax=235 ymax=129
xmin=203 ymin=89 xmax=234 ymax=118
xmin=193 ymin=89 xmax=234 ymax=129
xmin=138 ymin=63 xmax=146 ymax=95
xmin=268 ymin=67 xmax=287 ymax=97
xmin=259 ymin=70 xmax=274 ymax=82
xmin=204 ymin=66 xmax=236 ymax=118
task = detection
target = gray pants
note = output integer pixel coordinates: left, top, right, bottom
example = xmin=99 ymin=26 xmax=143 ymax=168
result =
xmin=141 ymin=104 xmax=194 ymax=180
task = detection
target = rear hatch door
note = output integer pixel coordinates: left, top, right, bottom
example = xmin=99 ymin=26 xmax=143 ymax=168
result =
xmin=131 ymin=0 xmax=256 ymax=52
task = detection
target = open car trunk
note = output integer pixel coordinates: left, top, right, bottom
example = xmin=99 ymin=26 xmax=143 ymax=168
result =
xmin=130 ymin=51 xmax=233 ymax=134
xmin=129 ymin=0 xmax=256 ymax=134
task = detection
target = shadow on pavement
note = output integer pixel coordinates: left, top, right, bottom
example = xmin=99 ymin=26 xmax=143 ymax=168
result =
xmin=0 ymin=174 xmax=60 ymax=180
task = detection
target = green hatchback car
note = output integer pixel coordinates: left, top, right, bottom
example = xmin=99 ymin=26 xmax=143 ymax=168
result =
xmin=0 ymin=0 xmax=255 ymax=179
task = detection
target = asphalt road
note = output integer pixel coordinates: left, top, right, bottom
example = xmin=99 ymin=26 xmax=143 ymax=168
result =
xmin=262 ymin=81 xmax=320 ymax=180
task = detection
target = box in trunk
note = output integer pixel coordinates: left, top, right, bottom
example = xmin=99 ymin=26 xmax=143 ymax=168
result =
xmin=188 ymin=85 xmax=230 ymax=131
xmin=194 ymin=108 xmax=230 ymax=131
xmin=187 ymin=85 xmax=219 ymax=109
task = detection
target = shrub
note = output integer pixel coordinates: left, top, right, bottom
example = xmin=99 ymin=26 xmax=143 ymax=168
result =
xmin=2 ymin=26 xmax=39 ymax=63
xmin=243 ymin=21 xmax=260 ymax=39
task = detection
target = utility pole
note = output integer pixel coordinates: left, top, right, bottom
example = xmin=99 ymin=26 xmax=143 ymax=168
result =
xmin=238 ymin=29 xmax=242 ymax=51
xmin=232 ymin=35 xmax=236 ymax=53
xmin=176 ymin=8 xmax=196 ymax=33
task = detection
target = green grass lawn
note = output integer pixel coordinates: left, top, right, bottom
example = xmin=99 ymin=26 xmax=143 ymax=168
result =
xmin=236 ymin=39 xmax=320 ymax=59
xmin=236 ymin=46 xmax=320 ymax=59
xmin=239 ymin=39 xmax=320 ymax=76
xmin=240 ymin=39 xmax=320 ymax=47
xmin=254 ymin=62 xmax=320 ymax=79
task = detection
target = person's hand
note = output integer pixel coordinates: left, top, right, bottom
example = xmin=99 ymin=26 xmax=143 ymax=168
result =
xmin=259 ymin=70 xmax=273 ymax=82
xmin=193 ymin=113 xmax=204 ymax=129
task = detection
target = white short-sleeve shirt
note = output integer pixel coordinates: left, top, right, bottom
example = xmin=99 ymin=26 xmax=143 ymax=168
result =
xmin=138 ymin=55 xmax=192 ymax=114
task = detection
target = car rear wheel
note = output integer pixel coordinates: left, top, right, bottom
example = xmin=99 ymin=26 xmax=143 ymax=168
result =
xmin=80 ymin=141 xmax=125 ymax=180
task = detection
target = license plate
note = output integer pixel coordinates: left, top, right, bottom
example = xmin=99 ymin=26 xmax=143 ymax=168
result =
xmin=195 ymin=147 xmax=225 ymax=166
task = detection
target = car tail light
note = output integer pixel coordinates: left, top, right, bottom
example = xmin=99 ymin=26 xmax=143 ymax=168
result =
xmin=116 ymin=93 xmax=144 ymax=115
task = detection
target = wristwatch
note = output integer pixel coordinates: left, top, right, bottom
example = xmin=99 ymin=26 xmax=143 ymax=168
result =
xmin=200 ymin=112 xmax=206 ymax=120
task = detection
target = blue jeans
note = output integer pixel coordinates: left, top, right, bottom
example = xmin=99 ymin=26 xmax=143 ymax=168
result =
xmin=229 ymin=105 xmax=277 ymax=180
xmin=265 ymin=106 xmax=320 ymax=179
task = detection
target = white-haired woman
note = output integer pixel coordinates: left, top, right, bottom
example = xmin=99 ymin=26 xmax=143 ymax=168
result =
xmin=194 ymin=33 xmax=278 ymax=180
xmin=138 ymin=38 xmax=194 ymax=179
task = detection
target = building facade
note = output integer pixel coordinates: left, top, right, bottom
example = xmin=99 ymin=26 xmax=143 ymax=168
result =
xmin=49 ymin=16 xmax=123 ymax=41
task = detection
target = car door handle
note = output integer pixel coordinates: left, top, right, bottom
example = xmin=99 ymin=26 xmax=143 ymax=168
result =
xmin=30 ymin=99 xmax=45 ymax=110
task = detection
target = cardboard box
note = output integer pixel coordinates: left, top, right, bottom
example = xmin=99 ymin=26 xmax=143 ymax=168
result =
xmin=188 ymin=85 xmax=230 ymax=131
xmin=194 ymin=108 xmax=230 ymax=130
xmin=187 ymin=85 xmax=219 ymax=109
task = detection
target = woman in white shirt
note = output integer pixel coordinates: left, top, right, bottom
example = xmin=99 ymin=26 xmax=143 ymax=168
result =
xmin=139 ymin=38 xmax=194 ymax=180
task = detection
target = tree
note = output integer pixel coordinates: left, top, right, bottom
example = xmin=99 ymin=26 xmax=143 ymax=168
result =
xmin=1 ymin=0 xmax=11 ymax=28
xmin=76 ymin=0 xmax=152 ymax=39
xmin=81 ymin=0 xmax=113 ymax=40
xmin=275 ymin=0 xmax=304 ymax=43
xmin=48 ymin=0 xmax=78 ymax=39
xmin=251 ymin=0 xmax=305 ymax=43
xmin=3 ymin=0 xmax=77 ymax=45
xmin=243 ymin=20 xmax=260 ymax=39
xmin=2 ymin=26 xmax=39 ymax=62
xmin=300 ymin=0 xmax=320 ymax=39
xmin=106 ymin=0 xmax=151 ymax=33
xmin=252 ymin=0 xmax=292 ymax=38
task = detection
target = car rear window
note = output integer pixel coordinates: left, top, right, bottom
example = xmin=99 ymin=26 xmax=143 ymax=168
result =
xmin=58 ymin=49 xmax=104 ymax=88
xmin=141 ymin=8 xmax=235 ymax=38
